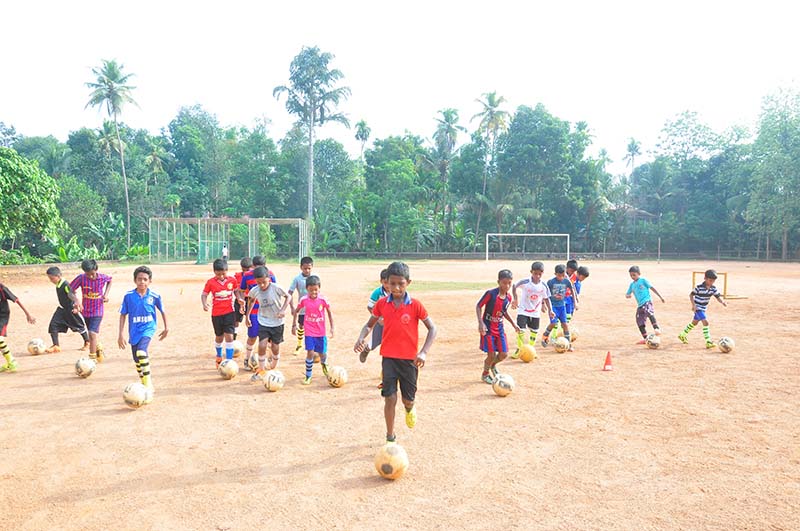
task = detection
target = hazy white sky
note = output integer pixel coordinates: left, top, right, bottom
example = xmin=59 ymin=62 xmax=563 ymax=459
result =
xmin=2 ymin=0 xmax=798 ymax=175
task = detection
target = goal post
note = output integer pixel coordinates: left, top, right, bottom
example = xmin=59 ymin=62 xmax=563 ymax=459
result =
xmin=690 ymin=271 xmax=747 ymax=299
xmin=485 ymin=233 xmax=570 ymax=261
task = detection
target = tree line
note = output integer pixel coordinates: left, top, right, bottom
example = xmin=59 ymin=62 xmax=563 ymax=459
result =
xmin=1 ymin=47 xmax=799 ymax=264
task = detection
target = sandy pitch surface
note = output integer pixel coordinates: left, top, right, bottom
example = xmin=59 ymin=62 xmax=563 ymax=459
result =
xmin=1 ymin=259 xmax=798 ymax=531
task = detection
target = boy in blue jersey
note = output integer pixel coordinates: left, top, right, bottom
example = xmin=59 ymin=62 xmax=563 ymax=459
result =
xmin=118 ymin=266 xmax=169 ymax=402
xmin=540 ymin=264 xmax=578 ymax=350
xmin=625 ymin=265 xmax=665 ymax=344
xmin=476 ymin=269 xmax=520 ymax=383
xmin=359 ymin=268 xmax=389 ymax=363
xmin=678 ymin=269 xmax=728 ymax=348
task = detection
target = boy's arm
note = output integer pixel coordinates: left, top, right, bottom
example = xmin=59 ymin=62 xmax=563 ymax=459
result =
xmin=475 ymin=300 xmax=487 ymax=335
xmin=715 ymin=293 xmax=728 ymax=307
xmin=244 ymin=294 xmax=254 ymax=326
xmin=416 ymin=316 xmax=437 ymax=368
xmin=567 ymin=278 xmax=580 ymax=305
xmin=689 ymin=291 xmax=696 ymax=311
xmin=511 ymin=282 xmax=519 ymax=309
xmin=201 ymin=292 xmax=210 ymax=312
xmin=326 ymin=306 xmax=334 ymax=338
xmin=117 ymin=313 xmax=127 ymax=349
xmin=158 ymin=308 xmax=169 ymax=340
xmin=103 ymin=278 xmax=112 ymax=302
xmin=15 ymin=299 xmax=36 ymax=324
xmin=504 ymin=310 xmax=520 ymax=333
xmin=354 ymin=315 xmax=380 ymax=352
xmin=650 ymin=286 xmax=665 ymax=303
xmin=277 ymin=293 xmax=290 ymax=317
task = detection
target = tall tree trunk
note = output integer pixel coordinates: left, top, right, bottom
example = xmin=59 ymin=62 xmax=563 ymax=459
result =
xmin=307 ymin=117 xmax=315 ymax=221
xmin=782 ymin=227 xmax=788 ymax=260
xmin=766 ymin=232 xmax=771 ymax=260
xmin=114 ymin=113 xmax=131 ymax=249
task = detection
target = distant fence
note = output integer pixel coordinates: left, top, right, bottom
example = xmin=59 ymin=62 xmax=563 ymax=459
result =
xmin=312 ymin=250 xmax=798 ymax=262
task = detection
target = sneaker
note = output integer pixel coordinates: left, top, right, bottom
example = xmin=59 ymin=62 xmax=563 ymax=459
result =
xmin=0 ymin=360 xmax=19 ymax=373
xmin=510 ymin=349 xmax=520 ymax=360
xmin=567 ymin=346 xmax=575 ymax=352
xmin=636 ymin=339 xmax=647 ymax=345
xmin=540 ymin=337 xmax=550 ymax=348
xmin=89 ymin=353 xmax=98 ymax=361
xmin=95 ymin=344 xmax=105 ymax=363
xmin=321 ymin=363 xmax=330 ymax=377
xmin=243 ymin=357 xmax=252 ymax=371
xmin=301 ymin=375 xmax=312 ymax=385
xmin=250 ymin=370 xmax=266 ymax=383
xmin=489 ymin=365 xmax=499 ymax=378
xmin=654 ymin=329 xmax=662 ymax=336
xmin=481 ymin=371 xmax=494 ymax=384
xmin=143 ymin=385 xmax=155 ymax=405
xmin=705 ymin=341 xmax=716 ymax=349
xmin=294 ymin=344 xmax=303 ymax=356
xmin=405 ymin=406 xmax=417 ymax=429
xmin=79 ymin=341 xmax=90 ymax=351
xmin=359 ymin=346 xmax=370 ymax=363
xmin=45 ymin=345 xmax=61 ymax=354
xmin=215 ymin=356 xmax=222 ymax=368
xmin=678 ymin=334 xmax=688 ymax=345
xmin=377 ymin=381 xmax=383 ymax=390
xmin=386 ymin=435 xmax=397 ymax=444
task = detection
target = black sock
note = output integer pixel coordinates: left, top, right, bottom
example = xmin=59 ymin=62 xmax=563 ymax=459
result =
xmin=50 ymin=333 xmax=59 ymax=346
xmin=638 ymin=324 xmax=648 ymax=338
xmin=81 ymin=331 xmax=89 ymax=342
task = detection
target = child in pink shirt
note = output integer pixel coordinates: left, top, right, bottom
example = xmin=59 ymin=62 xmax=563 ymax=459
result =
xmin=293 ymin=275 xmax=334 ymax=385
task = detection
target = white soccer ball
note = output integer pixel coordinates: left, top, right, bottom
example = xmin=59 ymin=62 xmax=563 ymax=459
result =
xmin=492 ymin=373 xmax=515 ymax=397
xmin=123 ymin=382 xmax=149 ymax=409
xmin=718 ymin=336 xmax=735 ymax=353
xmin=232 ymin=340 xmax=245 ymax=358
xmin=646 ymin=333 xmax=661 ymax=349
xmin=218 ymin=359 xmax=239 ymax=380
xmin=27 ymin=338 xmax=46 ymax=355
xmin=553 ymin=336 xmax=571 ymax=353
xmin=74 ymin=357 xmax=96 ymax=378
xmin=327 ymin=366 xmax=348 ymax=388
xmin=264 ymin=370 xmax=285 ymax=392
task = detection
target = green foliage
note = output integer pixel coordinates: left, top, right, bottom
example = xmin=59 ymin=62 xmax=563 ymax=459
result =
xmin=258 ymin=224 xmax=277 ymax=258
xmin=0 ymin=248 xmax=44 ymax=265
xmin=48 ymin=236 xmax=102 ymax=263
xmin=122 ymin=244 xmax=149 ymax=261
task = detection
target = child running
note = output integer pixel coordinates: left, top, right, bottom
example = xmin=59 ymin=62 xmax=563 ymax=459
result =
xmin=293 ymin=275 xmax=334 ymax=384
xmin=541 ymin=264 xmax=578 ymax=350
xmin=511 ymin=261 xmax=553 ymax=358
xmin=245 ymin=266 xmax=289 ymax=382
xmin=476 ymin=269 xmax=520 ymax=383
xmin=289 ymin=256 xmax=315 ymax=355
xmin=238 ymin=256 xmax=276 ymax=369
xmin=678 ymin=269 xmax=728 ymax=348
xmin=117 ymin=266 xmax=169 ymax=403
xmin=70 ymin=259 xmax=112 ymax=362
xmin=354 ymin=261 xmax=437 ymax=444
xmin=625 ymin=265 xmax=665 ymax=344
xmin=0 ymin=281 xmax=36 ymax=373
xmin=201 ymin=259 xmax=237 ymax=367
xmin=44 ymin=266 xmax=90 ymax=353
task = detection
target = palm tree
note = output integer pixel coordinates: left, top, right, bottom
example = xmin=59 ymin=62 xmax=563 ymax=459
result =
xmin=274 ymin=46 xmax=350 ymax=224
xmin=471 ymin=92 xmax=509 ymax=248
xmin=355 ymin=120 xmax=371 ymax=162
xmin=86 ymin=59 xmax=137 ymax=248
xmin=624 ymin=137 xmax=641 ymax=176
xmin=432 ymin=109 xmax=466 ymax=245
xmin=144 ymin=139 xmax=169 ymax=193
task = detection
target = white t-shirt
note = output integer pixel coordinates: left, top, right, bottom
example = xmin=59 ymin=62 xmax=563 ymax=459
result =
xmin=514 ymin=278 xmax=551 ymax=317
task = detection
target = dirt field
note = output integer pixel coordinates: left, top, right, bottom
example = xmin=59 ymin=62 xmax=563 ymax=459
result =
xmin=0 ymin=259 xmax=798 ymax=531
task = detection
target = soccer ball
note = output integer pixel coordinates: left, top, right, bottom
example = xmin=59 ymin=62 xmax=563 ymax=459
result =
xmin=264 ymin=370 xmax=285 ymax=392
xmin=27 ymin=338 xmax=46 ymax=355
xmin=519 ymin=344 xmax=536 ymax=363
xmin=123 ymin=382 xmax=149 ymax=409
xmin=718 ymin=337 xmax=735 ymax=353
xmin=246 ymin=352 xmax=259 ymax=372
xmin=374 ymin=443 xmax=409 ymax=480
xmin=219 ymin=359 xmax=239 ymax=380
xmin=646 ymin=334 xmax=661 ymax=349
xmin=553 ymin=336 xmax=571 ymax=353
xmin=327 ymin=365 xmax=348 ymax=388
xmin=74 ymin=357 xmax=96 ymax=378
xmin=232 ymin=340 xmax=245 ymax=359
xmin=492 ymin=373 xmax=515 ymax=397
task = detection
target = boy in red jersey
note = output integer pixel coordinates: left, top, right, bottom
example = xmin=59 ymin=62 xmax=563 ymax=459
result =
xmin=476 ymin=269 xmax=520 ymax=384
xmin=71 ymin=259 xmax=112 ymax=362
xmin=201 ymin=259 xmax=237 ymax=367
xmin=354 ymin=261 xmax=437 ymax=444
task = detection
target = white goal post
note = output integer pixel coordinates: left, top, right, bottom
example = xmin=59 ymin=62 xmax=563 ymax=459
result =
xmin=485 ymin=233 xmax=570 ymax=261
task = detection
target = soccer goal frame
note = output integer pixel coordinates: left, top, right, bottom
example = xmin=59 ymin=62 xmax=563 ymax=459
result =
xmin=148 ymin=217 xmax=310 ymax=263
xmin=485 ymin=233 xmax=570 ymax=261
xmin=691 ymin=271 xmax=747 ymax=299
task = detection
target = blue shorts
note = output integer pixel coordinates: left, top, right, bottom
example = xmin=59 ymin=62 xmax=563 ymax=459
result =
xmin=480 ymin=331 xmax=508 ymax=353
xmin=130 ymin=336 xmax=152 ymax=358
xmin=550 ymin=306 xmax=568 ymax=324
xmin=85 ymin=316 xmax=103 ymax=333
xmin=693 ymin=310 xmax=707 ymax=321
xmin=565 ymin=298 xmax=574 ymax=315
xmin=304 ymin=336 xmax=327 ymax=354
xmin=246 ymin=315 xmax=259 ymax=338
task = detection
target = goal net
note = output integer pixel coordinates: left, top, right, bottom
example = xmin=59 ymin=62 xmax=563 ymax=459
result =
xmin=485 ymin=233 xmax=570 ymax=261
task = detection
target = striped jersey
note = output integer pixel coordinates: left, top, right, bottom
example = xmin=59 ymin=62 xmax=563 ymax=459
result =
xmin=691 ymin=283 xmax=720 ymax=310
xmin=477 ymin=288 xmax=511 ymax=335
xmin=70 ymin=273 xmax=112 ymax=317
xmin=240 ymin=269 xmax=277 ymax=315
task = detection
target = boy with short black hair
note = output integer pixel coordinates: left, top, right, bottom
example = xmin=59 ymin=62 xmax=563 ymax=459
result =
xmin=476 ymin=269 xmax=520 ymax=383
xmin=0 ymin=281 xmax=36 ymax=373
xmin=70 ymin=259 xmax=112 ymax=362
xmin=564 ymin=259 xmax=579 ymax=323
xmin=511 ymin=261 xmax=553 ymax=358
xmin=239 ymin=256 xmax=277 ymax=368
xmin=246 ymin=266 xmax=289 ymax=381
xmin=45 ymin=266 xmax=90 ymax=353
xmin=201 ymin=259 xmax=237 ymax=367
xmin=289 ymin=256 xmax=315 ymax=355
xmin=540 ymin=264 xmax=578 ymax=350
xmin=678 ymin=269 xmax=728 ymax=348
xmin=626 ymin=265 xmax=665 ymax=344
xmin=118 ymin=266 xmax=168 ymax=403
xmin=293 ymin=275 xmax=334 ymax=384
xmin=354 ymin=261 xmax=437 ymax=444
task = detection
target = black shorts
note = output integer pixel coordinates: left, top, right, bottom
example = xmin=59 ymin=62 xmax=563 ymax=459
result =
xmin=381 ymin=357 xmax=418 ymax=402
xmin=516 ymin=315 xmax=540 ymax=331
xmin=49 ymin=307 xmax=88 ymax=335
xmin=212 ymin=312 xmax=237 ymax=336
xmin=233 ymin=300 xmax=244 ymax=324
xmin=258 ymin=324 xmax=285 ymax=344
xmin=0 ymin=317 xmax=8 ymax=337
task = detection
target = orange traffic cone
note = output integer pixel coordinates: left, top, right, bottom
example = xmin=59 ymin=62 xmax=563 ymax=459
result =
xmin=602 ymin=351 xmax=613 ymax=371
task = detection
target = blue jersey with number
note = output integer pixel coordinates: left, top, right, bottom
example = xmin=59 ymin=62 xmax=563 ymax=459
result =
xmin=120 ymin=289 xmax=164 ymax=345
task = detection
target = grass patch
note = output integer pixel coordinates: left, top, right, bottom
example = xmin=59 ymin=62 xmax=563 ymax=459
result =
xmin=406 ymin=280 xmax=487 ymax=292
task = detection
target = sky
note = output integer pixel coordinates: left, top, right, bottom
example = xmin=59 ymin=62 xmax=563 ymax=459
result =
xmin=2 ymin=0 xmax=799 ymax=175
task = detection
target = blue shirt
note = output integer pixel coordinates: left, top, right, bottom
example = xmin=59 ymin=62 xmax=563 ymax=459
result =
xmin=120 ymin=288 xmax=164 ymax=345
xmin=627 ymin=278 xmax=652 ymax=306
xmin=546 ymin=277 xmax=571 ymax=308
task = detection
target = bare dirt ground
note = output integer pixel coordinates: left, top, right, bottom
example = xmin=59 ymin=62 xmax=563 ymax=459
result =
xmin=1 ymin=259 xmax=798 ymax=531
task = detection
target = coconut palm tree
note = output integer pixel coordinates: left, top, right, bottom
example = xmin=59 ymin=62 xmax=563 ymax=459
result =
xmin=144 ymin=139 xmax=169 ymax=193
xmin=86 ymin=59 xmax=137 ymax=248
xmin=355 ymin=120 xmax=371 ymax=162
xmin=624 ymin=137 xmax=641 ymax=176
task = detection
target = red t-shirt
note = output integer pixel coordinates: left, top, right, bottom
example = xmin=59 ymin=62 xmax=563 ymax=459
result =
xmin=372 ymin=294 xmax=429 ymax=360
xmin=203 ymin=276 xmax=237 ymax=316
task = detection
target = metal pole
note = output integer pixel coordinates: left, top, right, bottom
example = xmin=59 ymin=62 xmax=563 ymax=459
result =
xmin=658 ymin=237 xmax=661 ymax=264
